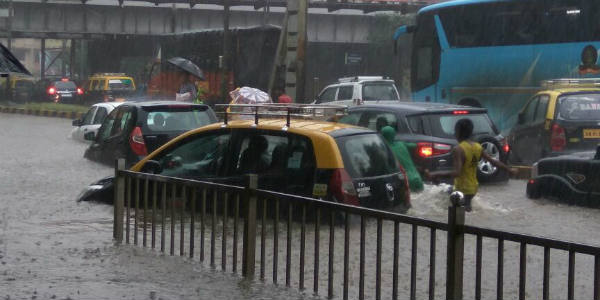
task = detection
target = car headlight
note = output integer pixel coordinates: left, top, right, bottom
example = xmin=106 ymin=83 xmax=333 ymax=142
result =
xmin=531 ymin=162 xmax=538 ymax=178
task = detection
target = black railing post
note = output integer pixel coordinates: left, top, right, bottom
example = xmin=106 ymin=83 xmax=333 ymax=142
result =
xmin=447 ymin=193 xmax=465 ymax=300
xmin=242 ymin=174 xmax=258 ymax=278
xmin=113 ymin=158 xmax=126 ymax=244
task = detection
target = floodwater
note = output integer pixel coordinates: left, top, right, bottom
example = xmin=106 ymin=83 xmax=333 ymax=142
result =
xmin=1 ymin=114 xmax=600 ymax=299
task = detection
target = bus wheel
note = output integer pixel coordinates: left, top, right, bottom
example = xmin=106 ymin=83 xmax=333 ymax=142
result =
xmin=458 ymin=98 xmax=482 ymax=108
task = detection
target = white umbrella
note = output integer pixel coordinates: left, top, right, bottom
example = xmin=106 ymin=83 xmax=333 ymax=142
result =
xmin=229 ymin=86 xmax=271 ymax=104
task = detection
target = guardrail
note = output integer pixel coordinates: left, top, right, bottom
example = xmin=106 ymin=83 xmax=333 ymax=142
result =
xmin=112 ymin=159 xmax=600 ymax=300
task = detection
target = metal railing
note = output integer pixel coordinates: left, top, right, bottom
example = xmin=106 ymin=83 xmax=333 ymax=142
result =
xmin=112 ymin=159 xmax=600 ymax=300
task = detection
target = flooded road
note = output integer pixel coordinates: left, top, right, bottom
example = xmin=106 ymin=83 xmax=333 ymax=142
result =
xmin=1 ymin=113 xmax=600 ymax=299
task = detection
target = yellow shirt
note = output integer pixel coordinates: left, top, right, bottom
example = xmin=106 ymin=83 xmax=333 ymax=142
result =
xmin=454 ymin=141 xmax=482 ymax=195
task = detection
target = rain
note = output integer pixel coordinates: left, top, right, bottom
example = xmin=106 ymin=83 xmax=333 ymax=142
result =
xmin=1 ymin=0 xmax=600 ymax=299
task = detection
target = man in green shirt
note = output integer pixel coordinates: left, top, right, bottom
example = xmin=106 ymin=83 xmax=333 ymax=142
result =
xmin=381 ymin=126 xmax=424 ymax=192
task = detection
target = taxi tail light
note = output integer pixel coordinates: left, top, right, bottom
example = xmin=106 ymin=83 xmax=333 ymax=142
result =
xmin=330 ymin=168 xmax=359 ymax=206
xmin=76 ymin=87 xmax=84 ymax=95
xmin=130 ymin=126 xmax=148 ymax=156
xmin=550 ymin=123 xmax=566 ymax=152
xmin=417 ymin=142 xmax=451 ymax=158
xmin=47 ymin=87 xmax=56 ymax=95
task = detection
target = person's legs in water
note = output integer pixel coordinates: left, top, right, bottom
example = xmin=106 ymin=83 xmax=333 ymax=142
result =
xmin=463 ymin=194 xmax=475 ymax=212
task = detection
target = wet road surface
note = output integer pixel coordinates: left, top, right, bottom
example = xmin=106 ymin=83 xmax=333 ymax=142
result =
xmin=2 ymin=113 xmax=600 ymax=299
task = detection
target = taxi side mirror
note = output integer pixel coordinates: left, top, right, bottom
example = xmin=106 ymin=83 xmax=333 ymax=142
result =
xmin=140 ymin=160 xmax=162 ymax=174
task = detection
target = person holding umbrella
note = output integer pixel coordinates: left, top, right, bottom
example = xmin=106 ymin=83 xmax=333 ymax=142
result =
xmin=168 ymin=57 xmax=206 ymax=103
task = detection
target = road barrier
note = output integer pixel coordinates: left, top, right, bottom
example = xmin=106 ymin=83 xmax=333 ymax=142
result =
xmin=0 ymin=105 xmax=83 ymax=119
xmin=113 ymin=159 xmax=599 ymax=300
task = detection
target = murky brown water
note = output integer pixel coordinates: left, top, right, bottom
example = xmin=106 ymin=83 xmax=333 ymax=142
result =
xmin=1 ymin=113 xmax=599 ymax=299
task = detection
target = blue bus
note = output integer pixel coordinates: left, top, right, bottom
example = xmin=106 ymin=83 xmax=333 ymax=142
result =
xmin=394 ymin=0 xmax=600 ymax=132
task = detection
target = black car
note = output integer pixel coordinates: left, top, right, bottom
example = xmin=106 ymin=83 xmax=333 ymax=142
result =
xmin=339 ymin=102 xmax=510 ymax=182
xmin=527 ymin=145 xmax=600 ymax=205
xmin=38 ymin=78 xmax=84 ymax=103
xmin=84 ymin=101 xmax=217 ymax=167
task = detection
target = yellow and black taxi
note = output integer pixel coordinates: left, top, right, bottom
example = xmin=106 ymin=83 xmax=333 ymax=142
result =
xmin=84 ymin=73 xmax=136 ymax=103
xmin=508 ymin=79 xmax=600 ymax=165
xmin=0 ymin=73 xmax=36 ymax=102
xmin=78 ymin=105 xmax=411 ymax=212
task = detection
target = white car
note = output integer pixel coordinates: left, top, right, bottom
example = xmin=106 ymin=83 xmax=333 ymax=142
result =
xmin=314 ymin=76 xmax=402 ymax=106
xmin=71 ymin=102 xmax=122 ymax=142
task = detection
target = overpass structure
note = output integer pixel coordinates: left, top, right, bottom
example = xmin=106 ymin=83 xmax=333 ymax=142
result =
xmin=0 ymin=0 xmax=428 ymax=43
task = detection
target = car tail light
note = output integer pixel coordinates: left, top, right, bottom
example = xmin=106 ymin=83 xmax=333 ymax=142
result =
xmin=330 ymin=168 xmax=359 ymax=206
xmin=500 ymin=138 xmax=510 ymax=153
xmin=76 ymin=87 xmax=84 ymax=95
xmin=47 ymin=87 xmax=56 ymax=95
xmin=129 ymin=126 xmax=148 ymax=156
xmin=453 ymin=110 xmax=469 ymax=115
xmin=416 ymin=142 xmax=452 ymax=158
xmin=550 ymin=123 xmax=566 ymax=152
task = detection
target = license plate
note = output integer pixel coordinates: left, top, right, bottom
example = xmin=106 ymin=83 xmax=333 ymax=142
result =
xmin=583 ymin=129 xmax=600 ymax=138
xmin=61 ymin=93 xmax=72 ymax=97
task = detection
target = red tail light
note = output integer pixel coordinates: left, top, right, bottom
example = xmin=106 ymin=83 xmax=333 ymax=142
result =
xmin=330 ymin=168 xmax=359 ymax=206
xmin=550 ymin=123 xmax=566 ymax=152
xmin=500 ymin=138 xmax=510 ymax=153
xmin=417 ymin=142 xmax=452 ymax=158
xmin=129 ymin=126 xmax=148 ymax=156
xmin=47 ymin=87 xmax=56 ymax=95
xmin=76 ymin=87 xmax=84 ymax=95
xmin=453 ymin=110 xmax=469 ymax=115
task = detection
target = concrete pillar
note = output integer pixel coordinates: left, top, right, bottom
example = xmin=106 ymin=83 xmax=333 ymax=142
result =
xmin=220 ymin=0 xmax=231 ymax=104
xmin=40 ymin=38 xmax=46 ymax=80
xmin=283 ymin=0 xmax=307 ymax=102
xmin=61 ymin=40 xmax=67 ymax=77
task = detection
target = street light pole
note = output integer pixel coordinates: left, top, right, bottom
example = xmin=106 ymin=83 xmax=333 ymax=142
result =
xmin=220 ymin=0 xmax=231 ymax=105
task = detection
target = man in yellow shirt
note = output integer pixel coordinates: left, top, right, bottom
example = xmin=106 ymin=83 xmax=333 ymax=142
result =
xmin=425 ymin=119 xmax=516 ymax=211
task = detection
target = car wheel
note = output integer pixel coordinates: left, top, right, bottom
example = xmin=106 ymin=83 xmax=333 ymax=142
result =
xmin=477 ymin=137 xmax=502 ymax=182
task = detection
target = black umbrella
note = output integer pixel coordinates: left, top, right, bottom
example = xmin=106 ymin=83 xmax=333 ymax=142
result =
xmin=167 ymin=57 xmax=205 ymax=80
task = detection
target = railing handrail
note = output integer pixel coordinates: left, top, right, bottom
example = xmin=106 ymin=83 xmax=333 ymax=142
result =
xmin=118 ymin=170 xmax=245 ymax=192
xmin=257 ymin=188 xmax=449 ymax=230
xmin=463 ymin=224 xmax=600 ymax=255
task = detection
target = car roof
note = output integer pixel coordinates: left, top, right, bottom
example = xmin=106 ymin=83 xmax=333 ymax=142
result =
xmin=540 ymin=88 xmax=600 ymax=95
xmin=120 ymin=100 xmax=210 ymax=109
xmin=92 ymin=101 xmax=123 ymax=109
xmin=349 ymin=102 xmax=488 ymax=114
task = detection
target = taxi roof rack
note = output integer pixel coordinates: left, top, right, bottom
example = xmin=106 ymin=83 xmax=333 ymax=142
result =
xmin=541 ymin=78 xmax=600 ymax=89
xmin=91 ymin=72 xmax=128 ymax=77
xmin=215 ymin=103 xmax=347 ymax=128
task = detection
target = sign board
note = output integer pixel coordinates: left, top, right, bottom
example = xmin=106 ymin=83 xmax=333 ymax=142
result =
xmin=345 ymin=52 xmax=362 ymax=65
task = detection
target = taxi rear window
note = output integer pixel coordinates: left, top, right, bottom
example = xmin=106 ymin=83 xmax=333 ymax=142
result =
xmin=558 ymin=93 xmax=600 ymax=120
xmin=335 ymin=133 xmax=399 ymax=179
xmin=108 ymin=79 xmax=134 ymax=90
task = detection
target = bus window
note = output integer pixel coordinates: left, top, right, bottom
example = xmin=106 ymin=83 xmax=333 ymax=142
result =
xmin=412 ymin=13 xmax=440 ymax=92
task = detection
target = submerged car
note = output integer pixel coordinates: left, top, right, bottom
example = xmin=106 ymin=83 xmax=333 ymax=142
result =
xmin=339 ymin=102 xmax=510 ymax=182
xmin=509 ymin=80 xmax=600 ymax=165
xmin=527 ymin=145 xmax=600 ymax=205
xmin=78 ymin=110 xmax=411 ymax=212
xmin=84 ymin=101 xmax=217 ymax=167
xmin=71 ymin=102 xmax=122 ymax=142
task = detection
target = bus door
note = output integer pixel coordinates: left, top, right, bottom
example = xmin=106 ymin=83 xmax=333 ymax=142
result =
xmin=410 ymin=13 xmax=441 ymax=102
